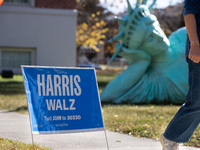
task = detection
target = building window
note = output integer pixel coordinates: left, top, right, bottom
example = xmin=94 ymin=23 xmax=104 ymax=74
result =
xmin=2 ymin=51 xmax=31 ymax=68
xmin=4 ymin=0 xmax=29 ymax=4
xmin=0 ymin=47 xmax=36 ymax=74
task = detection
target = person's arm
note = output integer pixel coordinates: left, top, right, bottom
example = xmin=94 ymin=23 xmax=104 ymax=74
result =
xmin=184 ymin=14 xmax=200 ymax=63
xmin=183 ymin=0 xmax=200 ymax=63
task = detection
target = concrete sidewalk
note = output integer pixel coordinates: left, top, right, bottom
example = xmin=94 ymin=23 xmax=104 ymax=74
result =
xmin=0 ymin=110 xmax=199 ymax=150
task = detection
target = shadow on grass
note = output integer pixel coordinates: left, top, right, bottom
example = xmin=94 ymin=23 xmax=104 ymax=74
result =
xmin=97 ymin=81 xmax=109 ymax=89
xmin=9 ymin=106 xmax=28 ymax=113
xmin=0 ymin=81 xmax=25 ymax=94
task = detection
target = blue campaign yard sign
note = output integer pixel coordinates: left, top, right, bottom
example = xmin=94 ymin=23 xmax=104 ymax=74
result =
xmin=22 ymin=66 xmax=104 ymax=134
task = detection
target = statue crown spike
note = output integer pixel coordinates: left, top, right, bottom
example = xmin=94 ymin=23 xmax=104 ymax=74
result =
xmin=126 ymin=0 xmax=157 ymax=13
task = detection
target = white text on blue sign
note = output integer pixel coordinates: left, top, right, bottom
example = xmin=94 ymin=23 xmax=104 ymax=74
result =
xmin=37 ymin=74 xmax=81 ymax=111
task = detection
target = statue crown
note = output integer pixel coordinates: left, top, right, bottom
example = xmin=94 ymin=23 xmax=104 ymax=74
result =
xmin=108 ymin=0 xmax=157 ymax=63
xmin=109 ymin=0 xmax=157 ymax=43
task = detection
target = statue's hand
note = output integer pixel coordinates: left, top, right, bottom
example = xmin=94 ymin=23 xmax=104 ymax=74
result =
xmin=189 ymin=43 xmax=200 ymax=63
xmin=118 ymin=46 xmax=151 ymax=64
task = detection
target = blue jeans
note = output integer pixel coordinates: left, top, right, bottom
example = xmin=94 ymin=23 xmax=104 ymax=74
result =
xmin=163 ymin=35 xmax=200 ymax=143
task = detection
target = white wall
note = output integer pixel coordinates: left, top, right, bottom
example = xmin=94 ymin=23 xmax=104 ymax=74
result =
xmin=0 ymin=5 xmax=77 ymax=74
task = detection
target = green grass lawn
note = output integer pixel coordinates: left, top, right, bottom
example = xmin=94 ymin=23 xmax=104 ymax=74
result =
xmin=0 ymin=137 xmax=50 ymax=150
xmin=0 ymin=71 xmax=200 ymax=148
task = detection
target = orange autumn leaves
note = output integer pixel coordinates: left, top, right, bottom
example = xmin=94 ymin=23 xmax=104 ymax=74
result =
xmin=0 ymin=0 xmax=3 ymax=6
xmin=76 ymin=12 xmax=108 ymax=52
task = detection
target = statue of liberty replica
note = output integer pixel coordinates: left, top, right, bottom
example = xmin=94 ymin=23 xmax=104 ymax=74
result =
xmin=100 ymin=0 xmax=188 ymax=104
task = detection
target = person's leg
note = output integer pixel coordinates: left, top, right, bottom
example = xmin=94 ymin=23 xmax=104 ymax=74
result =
xmin=163 ymin=35 xmax=200 ymax=143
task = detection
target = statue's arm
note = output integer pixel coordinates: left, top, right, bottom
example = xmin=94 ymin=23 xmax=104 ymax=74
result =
xmin=118 ymin=46 xmax=151 ymax=64
xmin=100 ymin=46 xmax=151 ymax=102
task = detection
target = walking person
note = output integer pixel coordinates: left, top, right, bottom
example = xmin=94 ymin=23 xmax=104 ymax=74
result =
xmin=160 ymin=0 xmax=200 ymax=149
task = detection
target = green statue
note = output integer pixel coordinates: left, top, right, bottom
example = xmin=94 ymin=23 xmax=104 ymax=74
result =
xmin=100 ymin=0 xmax=188 ymax=104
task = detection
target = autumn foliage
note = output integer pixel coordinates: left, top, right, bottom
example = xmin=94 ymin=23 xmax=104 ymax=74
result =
xmin=76 ymin=14 xmax=108 ymax=52
xmin=0 ymin=0 xmax=4 ymax=6
xmin=76 ymin=0 xmax=109 ymax=52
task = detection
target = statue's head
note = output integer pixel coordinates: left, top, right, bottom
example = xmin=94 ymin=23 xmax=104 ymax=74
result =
xmin=109 ymin=0 xmax=169 ymax=57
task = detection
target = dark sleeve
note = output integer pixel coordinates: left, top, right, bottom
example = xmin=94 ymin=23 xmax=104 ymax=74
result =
xmin=183 ymin=0 xmax=200 ymax=16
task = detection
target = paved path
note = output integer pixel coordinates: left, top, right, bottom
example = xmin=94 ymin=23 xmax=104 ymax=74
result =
xmin=0 ymin=110 xmax=199 ymax=150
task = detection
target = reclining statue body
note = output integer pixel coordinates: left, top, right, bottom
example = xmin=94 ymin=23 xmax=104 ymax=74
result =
xmin=100 ymin=0 xmax=188 ymax=104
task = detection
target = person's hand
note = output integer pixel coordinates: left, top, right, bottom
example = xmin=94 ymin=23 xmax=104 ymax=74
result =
xmin=189 ymin=43 xmax=200 ymax=63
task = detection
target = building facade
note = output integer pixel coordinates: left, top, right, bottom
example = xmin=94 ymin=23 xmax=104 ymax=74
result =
xmin=0 ymin=0 xmax=77 ymax=74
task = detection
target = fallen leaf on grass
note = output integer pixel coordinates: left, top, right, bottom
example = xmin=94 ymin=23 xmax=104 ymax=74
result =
xmin=159 ymin=116 xmax=164 ymax=119
xmin=113 ymin=115 xmax=118 ymax=118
